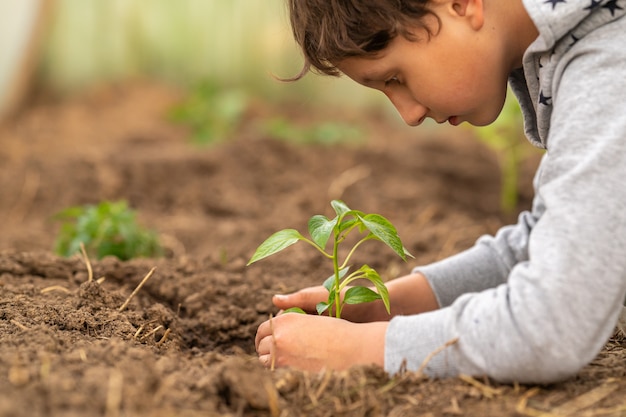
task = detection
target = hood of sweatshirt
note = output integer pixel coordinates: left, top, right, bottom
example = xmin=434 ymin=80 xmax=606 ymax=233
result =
xmin=509 ymin=0 xmax=626 ymax=147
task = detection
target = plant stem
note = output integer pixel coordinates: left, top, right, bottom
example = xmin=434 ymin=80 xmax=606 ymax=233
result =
xmin=339 ymin=236 xmax=371 ymax=269
xmin=333 ymin=230 xmax=342 ymax=318
xmin=301 ymin=238 xmax=334 ymax=259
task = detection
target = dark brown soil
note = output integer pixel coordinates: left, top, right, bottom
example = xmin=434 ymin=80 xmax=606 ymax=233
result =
xmin=0 ymin=82 xmax=624 ymax=416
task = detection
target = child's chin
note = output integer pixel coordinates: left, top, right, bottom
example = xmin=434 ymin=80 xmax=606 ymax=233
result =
xmin=472 ymin=112 xmax=502 ymax=127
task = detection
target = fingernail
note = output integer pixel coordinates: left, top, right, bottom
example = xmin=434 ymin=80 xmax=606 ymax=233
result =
xmin=274 ymin=294 xmax=287 ymax=300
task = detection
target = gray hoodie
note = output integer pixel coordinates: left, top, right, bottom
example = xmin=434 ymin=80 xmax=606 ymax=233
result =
xmin=385 ymin=0 xmax=626 ymax=383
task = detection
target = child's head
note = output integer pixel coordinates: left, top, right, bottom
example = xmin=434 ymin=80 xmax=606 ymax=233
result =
xmin=287 ymin=0 xmax=537 ymax=128
xmin=287 ymin=0 xmax=434 ymax=78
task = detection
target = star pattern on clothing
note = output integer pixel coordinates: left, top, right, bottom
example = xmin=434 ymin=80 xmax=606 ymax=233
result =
xmin=602 ymin=0 xmax=623 ymax=15
xmin=544 ymin=0 xmax=567 ymax=9
xmin=539 ymin=91 xmax=553 ymax=106
xmin=583 ymin=0 xmax=603 ymax=10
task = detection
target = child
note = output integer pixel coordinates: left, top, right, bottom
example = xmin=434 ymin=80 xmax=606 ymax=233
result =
xmin=254 ymin=0 xmax=626 ymax=383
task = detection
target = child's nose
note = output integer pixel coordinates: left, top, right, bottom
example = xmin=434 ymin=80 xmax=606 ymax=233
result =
xmin=397 ymin=107 xmax=426 ymax=126
xmin=386 ymin=93 xmax=427 ymax=126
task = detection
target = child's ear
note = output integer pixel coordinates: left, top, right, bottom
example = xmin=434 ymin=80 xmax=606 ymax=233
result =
xmin=450 ymin=0 xmax=485 ymax=30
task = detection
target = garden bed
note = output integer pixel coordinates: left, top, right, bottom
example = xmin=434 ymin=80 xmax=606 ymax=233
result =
xmin=0 ymin=82 xmax=624 ymax=416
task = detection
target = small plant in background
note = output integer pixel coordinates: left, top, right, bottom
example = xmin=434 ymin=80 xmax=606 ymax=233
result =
xmin=262 ymin=117 xmax=365 ymax=146
xmin=247 ymin=200 xmax=412 ymax=318
xmin=470 ymin=93 xmax=531 ymax=214
xmin=54 ymin=200 xmax=162 ymax=261
xmin=169 ymin=80 xmax=249 ymax=145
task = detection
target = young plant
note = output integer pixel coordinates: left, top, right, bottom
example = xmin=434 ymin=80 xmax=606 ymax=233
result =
xmin=54 ymin=200 xmax=162 ymax=261
xmin=169 ymin=81 xmax=248 ymax=145
xmin=247 ymin=200 xmax=412 ymax=318
xmin=469 ymin=91 xmax=534 ymax=214
xmin=262 ymin=117 xmax=364 ymax=146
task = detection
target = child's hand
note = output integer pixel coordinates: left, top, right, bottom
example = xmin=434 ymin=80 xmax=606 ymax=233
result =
xmin=271 ymin=272 xmax=439 ymax=322
xmin=272 ymin=286 xmax=328 ymax=314
xmin=272 ymin=286 xmax=389 ymax=323
xmin=255 ymin=312 xmax=387 ymax=371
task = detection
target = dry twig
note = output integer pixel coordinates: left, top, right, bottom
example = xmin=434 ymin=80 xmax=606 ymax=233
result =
xmin=105 ymin=369 xmax=123 ymax=417
xmin=517 ymin=380 xmax=620 ymax=417
xmin=458 ymin=374 xmax=503 ymax=399
xmin=119 ymin=267 xmax=157 ymax=312
xmin=133 ymin=324 xmax=146 ymax=339
xmin=141 ymin=325 xmax=163 ymax=341
xmin=416 ymin=337 xmax=459 ymax=375
xmin=312 ymin=369 xmax=333 ymax=404
xmin=263 ymin=378 xmax=281 ymax=417
xmin=10 ymin=320 xmax=29 ymax=331
xmin=516 ymin=387 xmax=543 ymax=417
xmin=156 ymin=328 xmax=171 ymax=345
xmin=79 ymin=242 xmax=93 ymax=282
xmin=549 ymin=379 xmax=618 ymax=416
xmin=41 ymin=285 xmax=71 ymax=294
xmin=269 ymin=313 xmax=276 ymax=371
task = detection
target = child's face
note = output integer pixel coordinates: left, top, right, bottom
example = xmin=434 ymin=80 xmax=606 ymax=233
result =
xmin=337 ymin=4 xmax=512 ymax=127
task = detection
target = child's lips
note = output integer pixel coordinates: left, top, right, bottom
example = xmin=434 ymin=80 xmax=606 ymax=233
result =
xmin=447 ymin=116 xmax=460 ymax=126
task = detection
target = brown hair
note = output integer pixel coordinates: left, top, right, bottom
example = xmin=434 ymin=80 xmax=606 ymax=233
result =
xmin=286 ymin=0 xmax=434 ymax=79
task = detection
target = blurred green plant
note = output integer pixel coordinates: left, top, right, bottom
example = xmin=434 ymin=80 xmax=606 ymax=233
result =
xmin=54 ymin=200 xmax=162 ymax=260
xmin=169 ymin=81 xmax=249 ymax=145
xmin=470 ymin=94 xmax=528 ymax=214
xmin=262 ymin=117 xmax=364 ymax=146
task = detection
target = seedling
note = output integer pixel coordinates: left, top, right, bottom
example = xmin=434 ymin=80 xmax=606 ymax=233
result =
xmin=469 ymin=92 xmax=531 ymax=213
xmin=53 ymin=200 xmax=162 ymax=261
xmin=169 ymin=81 xmax=248 ymax=145
xmin=262 ymin=117 xmax=364 ymax=146
xmin=247 ymin=200 xmax=412 ymax=318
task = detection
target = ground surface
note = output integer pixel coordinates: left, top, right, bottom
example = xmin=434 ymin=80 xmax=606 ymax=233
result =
xmin=0 ymin=82 xmax=624 ymax=416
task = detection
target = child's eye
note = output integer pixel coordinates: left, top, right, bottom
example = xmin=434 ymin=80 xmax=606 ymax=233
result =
xmin=384 ymin=76 xmax=400 ymax=86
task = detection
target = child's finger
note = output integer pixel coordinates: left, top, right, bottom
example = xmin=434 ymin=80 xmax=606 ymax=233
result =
xmin=255 ymin=320 xmax=271 ymax=350
xmin=272 ymin=293 xmax=296 ymax=308
xmin=273 ymin=287 xmax=325 ymax=310
xmin=258 ymin=354 xmax=271 ymax=368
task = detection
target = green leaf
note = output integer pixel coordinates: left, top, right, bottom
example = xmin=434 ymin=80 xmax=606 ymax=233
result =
xmin=52 ymin=200 xmax=162 ymax=260
xmin=322 ymin=267 xmax=350 ymax=292
xmin=322 ymin=275 xmax=334 ymax=292
xmin=284 ymin=307 xmax=306 ymax=314
xmin=317 ymin=290 xmax=337 ymax=315
xmin=358 ymin=214 xmax=410 ymax=260
xmin=337 ymin=218 xmax=359 ymax=234
xmin=247 ymin=229 xmax=304 ymax=265
xmin=358 ymin=265 xmax=391 ymax=314
xmin=53 ymin=205 xmax=85 ymax=220
xmin=344 ymin=286 xmax=382 ymax=304
xmin=331 ymin=200 xmax=351 ymax=218
xmin=308 ymin=215 xmax=336 ymax=249
xmin=316 ymin=302 xmax=330 ymax=315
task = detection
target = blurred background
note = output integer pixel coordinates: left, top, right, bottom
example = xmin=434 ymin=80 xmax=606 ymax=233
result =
xmin=0 ymin=0 xmax=531 ymax=216
xmin=0 ymin=0 xmax=388 ymax=122
xmin=0 ymin=0 xmax=534 ymax=259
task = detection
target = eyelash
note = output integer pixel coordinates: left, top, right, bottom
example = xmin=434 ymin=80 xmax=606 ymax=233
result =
xmin=384 ymin=76 xmax=400 ymax=86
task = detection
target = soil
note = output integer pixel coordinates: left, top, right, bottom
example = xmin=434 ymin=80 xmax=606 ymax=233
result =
xmin=0 ymin=82 xmax=624 ymax=417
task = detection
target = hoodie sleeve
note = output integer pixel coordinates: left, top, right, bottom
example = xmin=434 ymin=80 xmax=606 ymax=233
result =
xmin=385 ymin=16 xmax=626 ymax=383
xmin=414 ymin=208 xmax=538 ymax=308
